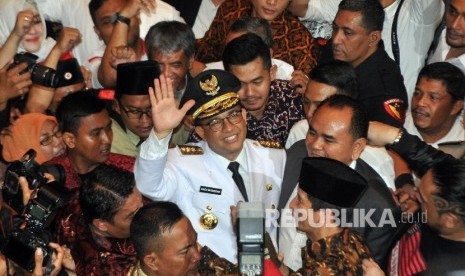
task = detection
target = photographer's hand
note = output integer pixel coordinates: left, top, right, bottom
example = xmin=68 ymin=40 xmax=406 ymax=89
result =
xmin=32 ymin=243 xmax=64 ymax=276
xmin=0 ymin=62 xmax=32 ymax=111
xmin=18 ymin=176 xmax=33 ymax=206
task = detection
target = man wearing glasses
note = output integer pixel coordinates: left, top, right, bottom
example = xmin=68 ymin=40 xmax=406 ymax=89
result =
xmin=135 ymin=70 xmax=285 ymax=263
xmin=111 ymin=61 xmax=160 ymax=157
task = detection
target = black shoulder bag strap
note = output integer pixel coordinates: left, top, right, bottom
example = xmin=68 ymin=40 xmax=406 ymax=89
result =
xmin=391 ymin=0 xmax=405 ymax=66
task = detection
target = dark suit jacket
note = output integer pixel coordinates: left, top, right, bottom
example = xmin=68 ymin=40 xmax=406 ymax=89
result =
xmin=279 ymin=140 xmax=403 ymax=265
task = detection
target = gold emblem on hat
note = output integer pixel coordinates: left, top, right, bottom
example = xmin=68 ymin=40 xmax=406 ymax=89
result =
xmin=199 ymin=205 xmax=218 ymax=230
xmin=199 ymin=75 xmax=220 ymax=96
xmin=266 ymin=183 xmax=273 ymax=191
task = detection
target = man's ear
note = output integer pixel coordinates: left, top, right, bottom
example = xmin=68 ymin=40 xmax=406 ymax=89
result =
xmin=351 ymin=137 xmax=367 ymax=160
xmin=92 ymin=218 xmax=109 ymax=233
xmin=441 ymin=212 xmax=461 ymax=230
xmin=368 ymin=30 xmax=381 ymax=47
xmin=143 ymin=252 xmax=159 ymax=271
xmin=270 ymin=64 xmax=277 ymax=82
xmin=113 ymin=99 xmax=121 ymax=115
xmin=62 ymin=132 xmax=76 ymax=149
xmin=188 ymin=56 xmax=195 ymax=70
xmin=451 ymin=100 xmax=464 ymax=116
xmin=195 ymin=125 xmax=205 ymax=140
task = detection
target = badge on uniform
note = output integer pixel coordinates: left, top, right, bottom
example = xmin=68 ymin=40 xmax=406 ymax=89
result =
xmin=199 ymin=204 xmax=218 ymax=230
xmin=383 ymin=98 xmax=405 ymax=123
xmin=266 ymin=183 xmax=273 ymax=191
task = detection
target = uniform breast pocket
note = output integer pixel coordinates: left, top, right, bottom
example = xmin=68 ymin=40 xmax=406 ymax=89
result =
xmin=192 ymin=193 xmax=231 ymax=232
xmin=263 ymin=182 xmax=281 ymax=210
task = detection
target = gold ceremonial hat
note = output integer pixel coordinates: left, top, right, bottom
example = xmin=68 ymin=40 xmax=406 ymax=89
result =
xmin=181 ymin=70 xmax=241 ymax=121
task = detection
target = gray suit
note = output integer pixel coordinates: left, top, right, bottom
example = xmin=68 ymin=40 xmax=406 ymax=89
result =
xmin=278 ymin=140 xmax=403 ymax=269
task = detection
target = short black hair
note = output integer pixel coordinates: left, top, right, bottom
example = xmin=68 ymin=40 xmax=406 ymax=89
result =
xmin=316 ymin=94 xmax=368 ymax=139
xmin=417 ymin=62 xmax=465 ymax=102
xmin=228 ymin=17 xmax=273 ymax=48
xmin=309 ymin=61 xmax=359 ymax=98
xmin=79 ymin=164 xmax=136 ymax=225
xmin=223 ymin=33 xmax=272 ymax=71
xmin=88 ymin=0 xmax=106 ymax=25
xmin=130 ymin=201 xmax=184 ymax=260
xmin=145 ymin=21 xmax=196 ymax=60
xmin=55 ymin=90 xmax=107 ymax=135
xmin=431 ymin=158 xmax=465 ymax=223
xmin=338 ymin=0 xmax=384 ymax=32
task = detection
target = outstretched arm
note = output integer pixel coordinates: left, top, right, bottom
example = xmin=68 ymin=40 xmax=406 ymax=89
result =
xmin=98 ymin=0 xmax=155 ymax=88
xmin=148 ymin=74 xmax=195 ymax=139
xmin=0 ymin=10 xmax=35 ymax=68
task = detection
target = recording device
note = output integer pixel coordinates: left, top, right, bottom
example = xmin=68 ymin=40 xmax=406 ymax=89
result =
xmin=237 ymin=202 xmax=265 ymax=276
xmin=9 ymin=52 xmax=60 ymax=88
xmin=0 ymin=149 xmax=70 ymax=272
xmin=2 ymin=149 xmax=66 ymax=214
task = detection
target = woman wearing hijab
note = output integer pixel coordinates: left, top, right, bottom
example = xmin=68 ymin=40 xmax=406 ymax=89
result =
xmin=0 ymin=0 xmax=55 ymax=67
xmin=1 ymin=113 xmax=65 ymax=164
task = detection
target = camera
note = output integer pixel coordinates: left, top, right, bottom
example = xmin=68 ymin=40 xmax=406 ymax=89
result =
xmin=237 ymin=202 xmax=265 ymax=276
xmin=9 ymin=52 xmax=60 ymax=88
xmin=0 ymin=149 xmax=70 ymax=272
xmin=3 ymin=149 xmax=66 ymax=214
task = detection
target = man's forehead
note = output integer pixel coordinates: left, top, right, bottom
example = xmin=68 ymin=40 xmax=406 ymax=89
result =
xmin=96 ymin=0 xmax=124 ymax=17
xmin=208 ymin=106 xmax=241 ymax=120
xmin=305 ymin=81 xmax=338 ymax=99
xmin=78 ymin=111 xmax=110 ymax=129
xmin=334 ymin=10 xmax=365 ymax=28
xmin=451 ymin=0 xmax=465 ymax=12
xmin=152 ymin=49 xmax=187 ymax=61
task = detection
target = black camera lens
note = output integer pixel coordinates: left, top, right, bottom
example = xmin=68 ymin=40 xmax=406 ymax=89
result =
xmin=29 ymin=64 xmax=60 ymax=88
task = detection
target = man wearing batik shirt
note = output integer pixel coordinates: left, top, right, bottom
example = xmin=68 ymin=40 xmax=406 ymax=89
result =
xmin=222 ymin=33 xmax=304 ymax=146
xmin=282 ymin=157 xmax=372 ymax=275
xmin=68 ymin=165 xmax=142 ymax=275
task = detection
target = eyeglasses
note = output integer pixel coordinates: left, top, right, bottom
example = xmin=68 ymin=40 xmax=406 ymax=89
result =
xmin=203 ymin=110 xmax=243 ymax=132
xmin=119 ymin=104 xmax=152 ymax=120
xmin=40 ymin=130 xmax=63 ymax=146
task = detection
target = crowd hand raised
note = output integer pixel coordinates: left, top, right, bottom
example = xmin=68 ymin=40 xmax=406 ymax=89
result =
xmin=12 ymin=10 xmax=36 ymax=39
xmin=54 ymin=27 xmax=82 ymax=54
xmin=109 ymin=46 xmax=136 ymax=69
xmin=289 ymin=70 xmax=309 ymax=95
xmin=0 ymin=62 xmax=32 ymax=109
xmin=149 ymin=74 xmax=195 ymax=139
xmin=120 ymin=0 xmax=156 ymax=18
xmin=32 ymin=243 xmax=65 ymax=276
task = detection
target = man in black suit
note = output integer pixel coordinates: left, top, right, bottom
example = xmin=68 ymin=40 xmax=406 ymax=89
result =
xmin=278 ymin=95 xmax=402 ymax=271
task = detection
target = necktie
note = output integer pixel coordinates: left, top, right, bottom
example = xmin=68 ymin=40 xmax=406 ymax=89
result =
xmin=228 ymin=162 xmax=248 ymax=202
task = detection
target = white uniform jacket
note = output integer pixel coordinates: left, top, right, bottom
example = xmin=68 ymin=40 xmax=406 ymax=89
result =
xmin=135 ymin=131 xmax=286 ymax=262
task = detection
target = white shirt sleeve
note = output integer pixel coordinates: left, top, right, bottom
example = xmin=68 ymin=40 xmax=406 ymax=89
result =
xmin=302 ymin=0 xmax=341 ymax=22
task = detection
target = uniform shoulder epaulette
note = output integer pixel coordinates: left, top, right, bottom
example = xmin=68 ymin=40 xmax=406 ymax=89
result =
xmin=178 ymin=145 xmax=204 ymax=155
xmin=256 ymin=140 xmax=283 ymax=149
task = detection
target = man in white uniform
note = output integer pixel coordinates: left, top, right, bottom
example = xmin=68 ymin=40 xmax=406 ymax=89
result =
xmin=135 ymin=70 xmax=285 ymax=262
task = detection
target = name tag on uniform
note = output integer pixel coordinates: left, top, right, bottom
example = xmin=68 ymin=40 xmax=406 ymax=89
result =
xmin=199 ymin=186 xmax=222 ymax=195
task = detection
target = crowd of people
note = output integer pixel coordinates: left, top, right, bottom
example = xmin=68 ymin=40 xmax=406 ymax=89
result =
xmin=0 ymin=0 xmax=464 ymax=275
